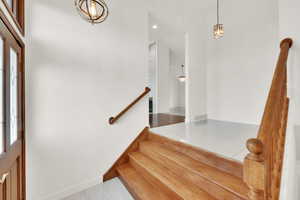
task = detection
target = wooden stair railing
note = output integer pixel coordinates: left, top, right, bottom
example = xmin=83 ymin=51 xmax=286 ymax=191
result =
xmin=243 ymin=38 xmax=293 ymax=200
xmin=109 ymin=87 xmax=151 ymax=125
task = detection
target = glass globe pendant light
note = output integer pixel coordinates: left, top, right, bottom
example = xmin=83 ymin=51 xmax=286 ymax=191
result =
xmin=213 ymin=0 xmax=224 ymax=39
xmin=177 ymin=65 xmax=186 ymax=82
xmin=75 ymin=0 xmax=109 ymax=24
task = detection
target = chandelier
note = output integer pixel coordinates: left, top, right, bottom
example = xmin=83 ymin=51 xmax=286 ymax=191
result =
xmin=213 ymin=0 xmax=224 ymax=39
xmin=75 ymin=0 xmax=109 ymax=24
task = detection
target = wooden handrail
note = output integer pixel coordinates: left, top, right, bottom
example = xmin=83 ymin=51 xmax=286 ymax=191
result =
xmin=243 ymin=38 xmax=292 ymax=200
xmin=109 ymin=87 xmax=151 ymax=125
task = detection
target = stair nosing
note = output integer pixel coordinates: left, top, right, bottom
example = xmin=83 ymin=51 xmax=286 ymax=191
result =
xmin=148 ymin=132 xmax=243 ymax=178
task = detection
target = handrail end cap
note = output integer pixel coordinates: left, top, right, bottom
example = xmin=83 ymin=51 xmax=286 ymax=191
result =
xmin=109 ymin=117 xmax=115 ymax=125
xmin=280 ymin=38 xmax=293 ymax=48
xmin=246 ymin=138 xmax=263 ymax=155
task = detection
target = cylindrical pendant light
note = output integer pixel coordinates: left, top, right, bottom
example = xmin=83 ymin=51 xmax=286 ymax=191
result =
xmin=177 ymin=65 xmax=186 ymax=82
xmin=213 ymin=0 xmax=224 ymax=39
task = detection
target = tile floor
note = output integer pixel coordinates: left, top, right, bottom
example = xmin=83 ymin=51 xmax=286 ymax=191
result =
xmin=151 ymin=119 xmax=258 ymax=162
xmin=63 ymin=119 xmax=258 ymax=200
xmin=63 ymin=178 xmax=133 ymax=200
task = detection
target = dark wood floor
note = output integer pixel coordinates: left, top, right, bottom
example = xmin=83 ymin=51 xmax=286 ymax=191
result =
xmin=149 ymin=113 xmax=185 ymax=128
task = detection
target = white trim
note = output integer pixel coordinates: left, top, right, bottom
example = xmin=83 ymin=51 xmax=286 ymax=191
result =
xmin=184 ymin=33 xmax=190 ymax=122
xmin=154 ymin=41 xmax=159 ymax=113
xmin=296 ymin=160 xmax=300 ymax=175
xmin=185 ymin=114 xmax=207 ymax=123
xmin=297 ymin=161 xmax=300 ymax=200
xmin=191 ymin=114 xmax=207 ymax=122
xmin=148 ymin=41 xmax=159 ymax=114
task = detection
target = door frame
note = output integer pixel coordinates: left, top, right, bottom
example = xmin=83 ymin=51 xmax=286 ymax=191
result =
xmin=148 ymin=41 xmax=158 ymax=114
xmin=0 ymin=7 xmax=25 ymax=200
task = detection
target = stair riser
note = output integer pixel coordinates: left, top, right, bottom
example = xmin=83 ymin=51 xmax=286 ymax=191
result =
xmin=148 ymin=133 xmax=243 ymax=178
xmin=129 ymin=155 xmax=183 ymax=200
xmin=118 ymin=174 xmax=143 ymax=200
xmin=117 ymin=164 xmax=175 ymax=200
xmin=139 ymin=144 xmax=246 ymax=200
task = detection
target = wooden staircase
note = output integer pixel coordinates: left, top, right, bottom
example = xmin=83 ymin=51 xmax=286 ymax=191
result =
xmin=104 ymin=38 xmax=293 ymax=200
xmin=104 ymin=128 xmax=249 ymax=200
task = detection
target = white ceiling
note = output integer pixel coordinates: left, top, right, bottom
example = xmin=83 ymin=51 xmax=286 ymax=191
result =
xmin=147 ymin=0 xmax=185 ymax=59
xmin=146 ymin=0 xmax=215 ymax=60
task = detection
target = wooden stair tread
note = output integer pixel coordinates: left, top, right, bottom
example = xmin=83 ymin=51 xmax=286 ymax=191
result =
xmin=129 ymin=152 xmax=217 ymax=200
xmin=117 ymin=163 xmax=173 ymax=200
xmin=140 ymin=141 xmax=249 ymax=199
xmin=148 ymin=132 xmax=243 ymax=179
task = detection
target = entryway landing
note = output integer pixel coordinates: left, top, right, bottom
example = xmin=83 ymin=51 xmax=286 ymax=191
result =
xmin=64 ymin=120 xmax=258 ymax=200
xmin=150 ymin=119 xmax=258 ymax=162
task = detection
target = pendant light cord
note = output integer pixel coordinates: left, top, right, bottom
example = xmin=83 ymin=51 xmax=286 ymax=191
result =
xmin=217 ymin=0 xmax=219 ymax=24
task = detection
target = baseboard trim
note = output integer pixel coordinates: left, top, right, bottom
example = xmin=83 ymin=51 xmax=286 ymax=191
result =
xmin=185 ymin=114 xmax=207 ymax=123
xmin=297 ymin=161 xmax=300 ymax=176
xmin=169 ymin=106 xmax=185 ymax=116
xmin=38 ymin=177 xmax=101 ymax=200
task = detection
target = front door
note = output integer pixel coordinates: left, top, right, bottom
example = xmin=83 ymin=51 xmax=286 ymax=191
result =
xmin=0 ymin=16 xmax=24 ymax=200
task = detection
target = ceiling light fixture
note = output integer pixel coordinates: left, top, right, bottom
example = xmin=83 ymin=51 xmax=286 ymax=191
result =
xmin=177 ymin=64 xmax=186 ymax=82
xmin=213 ymin=0 xmax=224 ymax=39
xmin=75 ymin=0 xmax=109 ymax=24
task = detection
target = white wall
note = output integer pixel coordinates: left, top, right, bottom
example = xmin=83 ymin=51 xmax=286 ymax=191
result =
xmin=147 ymin=0 xmax=281 ymax=124
xmin=184 ymin=1 xmax=207 ymax=122
xmin=156 ymin=42 xmax=171 ymax=113
xmin=205 ymin=0 xmax=279 ymax=125
xmin=26 ymin=0 xmax=148 ymax=199
xmin=148 ymin=42 xmax=158 ymax=113
xmin=278 ymin=0 xmax=300 ymax=199
xmin=169 ymin=50 xmax=185 ymax=115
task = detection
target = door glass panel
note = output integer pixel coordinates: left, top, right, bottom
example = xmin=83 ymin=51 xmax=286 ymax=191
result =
xmin=6 ymin=0 xmax=13 ymax=9
xmin=15 ymin=0 xmax=19 ymax=17
xmin=10 ymin=48 xmax=18 ymax=145
xmin=0 ymin=38 xmax=3 ymax=154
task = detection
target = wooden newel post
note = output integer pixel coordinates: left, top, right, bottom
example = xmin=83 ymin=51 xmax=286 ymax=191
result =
xmin=244 ymin=138 xmax=265 ymax=200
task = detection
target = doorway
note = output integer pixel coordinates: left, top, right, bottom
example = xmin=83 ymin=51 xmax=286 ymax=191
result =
xmin=147 ymin=15 xmax=186 ymax=128
xmin=0 ymin=15 xmax=25 ymax=200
